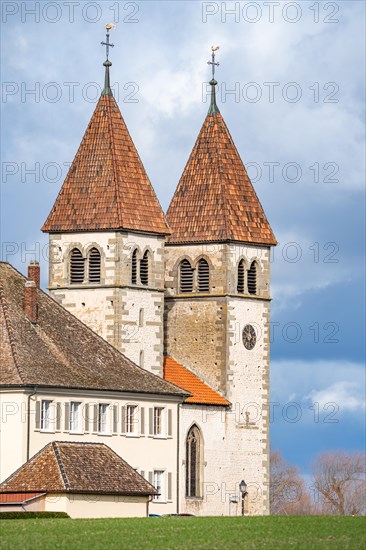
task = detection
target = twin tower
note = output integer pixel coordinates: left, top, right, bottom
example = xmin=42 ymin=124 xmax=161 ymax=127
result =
xmin=42 ymin=47 xmax=276 ymax=427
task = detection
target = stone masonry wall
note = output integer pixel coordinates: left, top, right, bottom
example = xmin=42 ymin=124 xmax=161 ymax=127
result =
xmin=48 ymin=231 xmax=165 ymax=375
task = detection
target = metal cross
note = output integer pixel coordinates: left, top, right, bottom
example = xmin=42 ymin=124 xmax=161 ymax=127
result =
xmin=207 ymin=46 xmax=220 ymax=79
xmin=101 ymin=24 xmax=115 ymax=60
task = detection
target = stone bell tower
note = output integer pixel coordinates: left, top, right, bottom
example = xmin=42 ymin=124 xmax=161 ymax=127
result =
xmin=42 ymin=27 xmax=169 ymax=376
xmin=164 ymin=47 xmax=277 ymax=514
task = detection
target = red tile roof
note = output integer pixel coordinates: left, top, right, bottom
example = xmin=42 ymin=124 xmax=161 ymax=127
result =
xmin=0 ymin=492 xmax=44 ymax=504
xmin=0 ymin=442 xmax=157 ymax=496
xmin=166 ymin=111 xmax=276 ymax=245
xmin=42 ymin=94 xmax=169 ymax=235
xmin=164 ymin=356 xmax=230 ymax=406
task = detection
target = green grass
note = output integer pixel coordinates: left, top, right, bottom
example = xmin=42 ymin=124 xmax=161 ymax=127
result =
xmin=0 ymin=516 xmax=365 ymax=550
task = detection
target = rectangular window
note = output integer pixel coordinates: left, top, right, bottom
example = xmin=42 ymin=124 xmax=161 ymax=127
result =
xmin=126 ymin=404 xmax=138 ymax=434
xmin=153 ymin=470 xmax=165 ymax=502
xmin=40 ymin=400 xmax=53 ymax=431
xmin=153 ymin=407 xmax=164 ymax=436
xmin=70 ymin=401 xmax=82 ymax=433
xmin=98 ymin=403 xmax=109 ymax=434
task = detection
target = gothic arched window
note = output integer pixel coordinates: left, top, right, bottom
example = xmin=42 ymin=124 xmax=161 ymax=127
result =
xmin=88 ymin=248 xmax=101 ymax=283
xmin=237 ymin=259 xmax=245 ymax=294
xmin=180 ymin=259 xmax=194 ymax=293
xmin=131 ymin=249 xmax=138 ymax=284
xmin=248 ymin=261 xmax=257 ymax=295
xmin=140 ymin=251 xmax=149 ymax=286
xmin=197 ymin=259 xmax=209 ymax=292
xmin=70 ymin=248 xmax=84 ymax=284
xmin=186 ymin=425 xmax=202 ymax=497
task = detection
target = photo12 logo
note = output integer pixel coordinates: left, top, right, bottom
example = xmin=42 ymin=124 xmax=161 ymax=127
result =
xmin=1 ymin=2 xmax=140 ymax=24
xmin=201 ymin=2 xmax=340 ymax=24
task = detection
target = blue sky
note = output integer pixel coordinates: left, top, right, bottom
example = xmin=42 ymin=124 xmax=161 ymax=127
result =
xmin=1 ymin=1 xmax=365 ymax=475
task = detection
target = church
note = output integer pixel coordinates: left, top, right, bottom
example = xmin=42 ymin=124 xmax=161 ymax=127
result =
xmin=0 ymin=32 xmax=276 ymax=518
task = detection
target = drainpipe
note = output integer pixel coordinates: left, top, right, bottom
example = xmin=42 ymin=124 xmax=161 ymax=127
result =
xmin=27 ymin=387 xmax=37 ymax=460
xmin=176 ymin=402 xmax=181 ymax=514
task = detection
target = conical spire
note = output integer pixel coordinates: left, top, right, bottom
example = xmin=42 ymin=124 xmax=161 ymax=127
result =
xmin=42 ymin=27 xmax=169 ymax=235
xmin=166 ymin=48 xmax=276 ymax=246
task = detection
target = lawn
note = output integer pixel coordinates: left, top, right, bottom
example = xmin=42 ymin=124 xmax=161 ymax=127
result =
xmin=1 ymin=516 xmax=365 ymax=549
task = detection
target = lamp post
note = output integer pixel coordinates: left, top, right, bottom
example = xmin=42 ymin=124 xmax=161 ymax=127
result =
xmin=239 ymin=480 xmax=247 ymax=516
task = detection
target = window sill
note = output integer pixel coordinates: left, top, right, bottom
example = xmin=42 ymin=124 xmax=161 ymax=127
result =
xmin=40 ymin=429 xmax=55 ymax=434
xmin=185 ymin=496 xmax=204 ymax=501
xmin=97 ymin=432 xmax=112 ymax=437
xmin=125 ymin=432 xmax=140 ymax=438
xmin=69 ymin=430 xmax=84 ymax=435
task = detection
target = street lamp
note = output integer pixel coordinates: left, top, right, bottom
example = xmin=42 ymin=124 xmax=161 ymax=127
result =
xmin=239 ymin=480 xmax=247 ymax=516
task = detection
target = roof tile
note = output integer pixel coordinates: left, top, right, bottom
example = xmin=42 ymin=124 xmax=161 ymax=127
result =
xmin=42 ymin=94 xmax=169 ymax=235
xmin=166 ymin=111 xmax=276 ymax=245
xmin=0 ymin=442 xmax=156 ymax=496
xmin=164 ymin=356 xmax=230 ymax=406
xmin=0 ymin=262 xmax=188 ymax=397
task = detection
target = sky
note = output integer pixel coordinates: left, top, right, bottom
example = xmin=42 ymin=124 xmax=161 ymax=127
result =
xmin=1 ymin=1 xmax=365 ymax=477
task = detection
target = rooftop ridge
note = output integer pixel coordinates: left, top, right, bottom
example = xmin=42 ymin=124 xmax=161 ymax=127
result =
xmin=52 ymin=442 xmax=70 ymax=491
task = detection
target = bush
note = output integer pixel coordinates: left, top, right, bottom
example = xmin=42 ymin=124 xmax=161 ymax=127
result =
xmin=0 ymin=511 xmax=69 ymax=520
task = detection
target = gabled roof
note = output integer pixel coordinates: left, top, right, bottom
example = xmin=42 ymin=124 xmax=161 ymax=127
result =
xmin=164 ymin=356 xmax=230 ymax=406
xmin=0 ymin=442 xmax=157 ymax=496
xmin=166 ymin=110 xmax=276 ymax=246
xmin=0 ymin=262 xmax=188 ymax=398
xmin=41 ymin=93 xmax=169 ymax=235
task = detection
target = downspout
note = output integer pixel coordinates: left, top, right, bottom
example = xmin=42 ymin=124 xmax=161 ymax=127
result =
xmin=27 ymin=387 xmax=37 ymax=460
xmin=176 ymin=402 xmax=181 ymax=514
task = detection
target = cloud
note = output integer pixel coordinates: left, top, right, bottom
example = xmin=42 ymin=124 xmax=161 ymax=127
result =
xmin=307 ymin=382 xmax=365 ymax=413
xmin=271 ymin=359 xmax=365 ymax=418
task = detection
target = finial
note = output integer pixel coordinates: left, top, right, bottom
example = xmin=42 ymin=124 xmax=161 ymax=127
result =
xmin=101 ymin=23 xmax=116 ymax=96
xmin=207 ymin=46 xmax=220 ymax=114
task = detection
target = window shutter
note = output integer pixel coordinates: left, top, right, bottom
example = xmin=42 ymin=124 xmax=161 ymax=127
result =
xmin=168 ymin=473 xmax=172 ymax=501
xmin=149 ymin=408 xmax=154 ymax=435
xmin=88 ymin=248 xmax=101 ymax=283
xmin=248 ymin=261 xmax=257 ymax=295
xmin=70 ymin=248 xmax=84 ymax=284
xmin=180 ymin=260 xmax=194 ymax=293
xmin=84 ymin=403 xmax=89 ymax=432
xmin=113 ymin=405 xmax=118 ymax=434
xmin=148 ymin=471 xmax=153 ymax=485
xmin=56 ymin=402 xmax=61 ymax=432
xmin=168 ymin=409 xmax=173 ymax=437
xmin=93 ymin=404 xmax=98 ymax=433
xmin=140 ymin=407 xmax=145 ymax=435
xmin=140 ymin=470 xmax=145 ymax=480
xmin=121 ymin=405 xmax=126 ymax=434
xmin=64 ymin=402 xmax=70 ymax=432
xmin=35 ymin=401 xmax=40 ymax=430
xmin=198 ymin=259 xmax=210 ymax=292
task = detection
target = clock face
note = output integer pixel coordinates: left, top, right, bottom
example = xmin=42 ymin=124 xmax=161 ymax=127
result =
xmin=243 ymin=324 xmax=256 ymax=350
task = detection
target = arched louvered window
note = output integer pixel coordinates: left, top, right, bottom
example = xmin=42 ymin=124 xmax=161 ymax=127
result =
xmin=237 ymin=259 xmax=245 ymax=294
xmin=197 ymin=259 xmax=209 ymax=292
xmin=248 ymin=261 xmax=257 ymax=295
xmin=70 ymin=248 xmax=84 ymax=284
xmin=88 ymin=248 xmax=101 ymax=283
xmin=180 ymin=260 xmax=194 ymax=293
xmin=131 ymin=249 xmax=138 ymax=284
xmin=140 ymin=251 xmax=149 ymax=286
xmin=186 ymin=425 xmax=202 ymax=497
